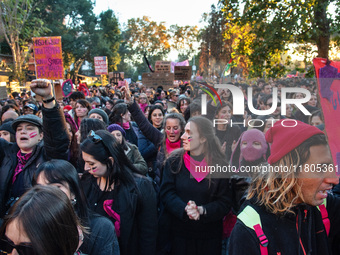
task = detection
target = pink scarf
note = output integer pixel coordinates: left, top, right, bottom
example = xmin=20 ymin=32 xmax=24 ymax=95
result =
xmin=139 ymin=103 xmax=148 ymax=113
xmin=13 ymin=151 xmax=32 ymax=183
xmin=165 ymin=138 xmax=181 ymax=154
xmin=103 ymin=200 xmax=121 ymax=237
xmin=183 ymin=151 xmax=209 ymax=182
xmin=118 ymin=122 xmax=130 ymax=130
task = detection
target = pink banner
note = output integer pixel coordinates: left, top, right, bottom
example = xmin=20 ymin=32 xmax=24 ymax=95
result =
xmin=171 ymin=60 xmax=189 ymax=72
xmin=313 ymin=58 xmax=340 ymax=170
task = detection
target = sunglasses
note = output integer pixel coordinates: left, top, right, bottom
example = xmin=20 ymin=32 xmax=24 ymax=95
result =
xmin=0 ymin=236 xmax=36 ymax=255
xmin=88 ymin=130 xmax=103 ymax=143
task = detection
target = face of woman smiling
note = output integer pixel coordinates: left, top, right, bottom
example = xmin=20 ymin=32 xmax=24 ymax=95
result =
xmin=180 ymin=100 xmax=189 ymax=113
xmin=216 ymin=105 xmax=232 ymax=121
xmin=151 ymin=109 xmax=164 ymax=128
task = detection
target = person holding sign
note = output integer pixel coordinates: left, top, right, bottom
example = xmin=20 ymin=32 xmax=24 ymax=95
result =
xmin=0 ymin=79 xmax=70 ymax=218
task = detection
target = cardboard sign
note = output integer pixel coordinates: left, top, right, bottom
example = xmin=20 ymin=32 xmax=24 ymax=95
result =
xmin=155 ymin=61 xmax=171 ymax=73
xmin=174 ymin=66 xmax=192 ymax=80
xmin=142 ymin=73 xmax=174 ymax=89
xmin=0 ymin=86 xmax=7 ymax=99
xmin=313 ymin=58 xmax=340 ymax=170
xmin=94 ymin=56 xmax=108 ymax=75
xmin=33 ymin=36 xmax=64 ymax=79
xmin=54 ymin=83 xmax=63 ymax=100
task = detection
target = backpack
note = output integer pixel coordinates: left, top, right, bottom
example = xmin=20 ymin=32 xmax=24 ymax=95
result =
xmin=237 ymin=200 xmax=330 ymax=255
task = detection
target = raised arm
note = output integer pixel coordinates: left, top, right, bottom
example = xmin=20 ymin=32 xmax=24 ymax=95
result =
xmin=123 ymin=84 xmax=164 ymax=146
xmin=30 ymin=79 xmax=70 ymax=160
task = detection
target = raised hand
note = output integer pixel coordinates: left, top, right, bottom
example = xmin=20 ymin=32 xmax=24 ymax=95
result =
xmin=30 ymin=79 xmax=53 ymax=99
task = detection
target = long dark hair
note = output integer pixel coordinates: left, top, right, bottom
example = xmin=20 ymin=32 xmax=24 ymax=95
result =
xmin=148 ymin=105 xmax=165 ymax=126
xmin=80 ymin=130 xmax=138 ymax=191
xmin=189 ymin=116 xmax=225 ymax=164
xmin=109 ymin=103 xmax=128 ymax=125
xmin=176 ymin=97 xmax=191 ymax=113
xmin=169 ymin=116 xmax=226 ymax=188
xmin=0 ymin=185 xmax=80 ymax=255
xmin=79 ymin=118 xmax=107 ymax=143
xmin=33 ymin=159 xmax=89 ymax=224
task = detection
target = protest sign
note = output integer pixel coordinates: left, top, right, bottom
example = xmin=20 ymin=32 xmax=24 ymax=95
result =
xmin=174 ymin=66 xmax=192 ymax=80
xmin=94 ymin=56 xmax=108 ymax=75
xmin=54 ymin=82 xmax=63 ymax=100
xmin=142 ymin=73 xmax=174 ymax=89
xmin=313 ymin=58 xmax=340 ymax=169
xmin=33 ymin=36 xmax=64 ymax=79
xmin=155 ymin=61 xmax=171 ymax=73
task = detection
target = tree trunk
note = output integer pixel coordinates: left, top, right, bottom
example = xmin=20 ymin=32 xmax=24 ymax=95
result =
xmin=71 ymin=58 xmax=85 ymax=81
xmin=9 ymin=39 xmax=23 ymax=83
xmin=314 ymin=0 xmax=330 ymax=58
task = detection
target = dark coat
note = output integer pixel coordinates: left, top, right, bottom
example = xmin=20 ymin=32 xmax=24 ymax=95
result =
xmin=0 ymin=105 xmax=69 ymax=217
xmin=229 ymin=195 xmax=340 ymax=255
xmin=82 ymin=173 xmax=158 ymax=255
xmin=128 ymin=101 xmax=165 ymax=185
xmin=159 ymin=152 xmax=232 ymax=254
xmin=81 ymin=212 xmax=120 ymax=255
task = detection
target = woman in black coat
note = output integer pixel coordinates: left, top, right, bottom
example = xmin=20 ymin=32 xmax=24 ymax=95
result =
xmin=80 ymin=130 xmax=157 ymax=255
xmin=160 ymin=116 xmax=232 ymax=255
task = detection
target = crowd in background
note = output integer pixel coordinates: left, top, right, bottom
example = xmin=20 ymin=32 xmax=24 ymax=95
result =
xmin=0 ymin=76 xmax=333 ymax=255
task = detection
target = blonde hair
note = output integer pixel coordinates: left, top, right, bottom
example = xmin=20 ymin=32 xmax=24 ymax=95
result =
xmin=247 ymin=134 xmax=327 ymax=215
xmin=247 ymin=150 xmax=303 ymax=215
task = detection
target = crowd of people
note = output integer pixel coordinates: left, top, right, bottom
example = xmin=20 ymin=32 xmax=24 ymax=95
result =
xmin=0 ymin=76 xmax=339 ymax=255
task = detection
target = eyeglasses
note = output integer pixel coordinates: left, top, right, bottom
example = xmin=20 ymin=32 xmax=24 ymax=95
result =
xmin=88 ymin=130 xmax=102 ymax=143
xmin=0 ymin=236 xmax=37 ymax=255
xmin=140 ymin=97 xmax=147 ymax=100
xmin=174 ymin=95 xmax=179 ymax=97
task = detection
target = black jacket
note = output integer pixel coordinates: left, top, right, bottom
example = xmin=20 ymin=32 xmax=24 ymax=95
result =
xmin=0 ymin=104 xmax=69 ymax=217
xmin=128 ymin=101 xmax=165 ymax=185
xmin=229 ymin=195 xmax=340 ymax=255
xmin=82 ymin=173 xmax=158 ymax=255
xmin=81 ymin=212 xmax=120 ymax=255
xmin=160 ymin=152 xmax=232 ymax=239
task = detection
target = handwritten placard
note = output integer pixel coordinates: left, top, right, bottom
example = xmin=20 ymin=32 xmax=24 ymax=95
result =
xmin=155 ymin=61 xmax=171 ymax=73
xmin=142 ymin=73 xmax=174 ymax=89
xmin=33 ymin=36 xmax=64 ymax=79
xmin=94 ymin=56 xmax=108 ymax=75
xmin=174 ymin=66 xmax=192 ymax=80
